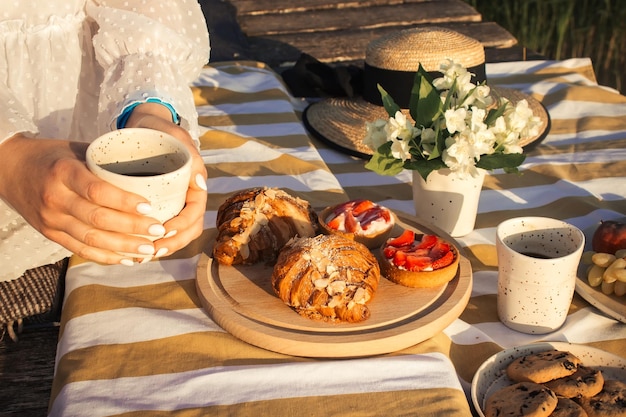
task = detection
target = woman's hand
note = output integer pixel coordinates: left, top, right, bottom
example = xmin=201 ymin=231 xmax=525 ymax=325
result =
xmin=0 ymin=103 xmax=207 ymax=265
xmin=124 ymin=103 xmax=208 ymax=259
xmin=0 ymin=134 xmax=170 ymax=265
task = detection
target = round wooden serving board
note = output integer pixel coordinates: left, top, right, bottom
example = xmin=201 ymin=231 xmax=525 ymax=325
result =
xmin=196 ymin=212 xmax=472 ymax=358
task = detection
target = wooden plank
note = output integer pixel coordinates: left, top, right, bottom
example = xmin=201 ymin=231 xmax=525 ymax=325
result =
xmin=0 ymin=325 xmax=58 ymax=415
xmin=246 ymin=22 xmax=517 ymax=67
xmin=237 ymin=1 xmax=481 ymax=36
xmin=231 ymin=0 xmax=440 ymax=15
xmin=485 ymin=45 xmax=545 ymax=63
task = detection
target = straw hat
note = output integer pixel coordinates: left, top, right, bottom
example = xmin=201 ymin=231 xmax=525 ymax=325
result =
xmin=303 ymin=27 xmax=549 ymax=159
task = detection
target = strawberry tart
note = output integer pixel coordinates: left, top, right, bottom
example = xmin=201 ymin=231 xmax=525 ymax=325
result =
xmin=380 ymin=229 xmax=459 ymax=288
xmin=318 ymin=199 xmax=395 ymax=249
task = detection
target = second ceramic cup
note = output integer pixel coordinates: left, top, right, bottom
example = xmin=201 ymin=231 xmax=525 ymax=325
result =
xmin=496 ymin=216 xmax=585 ymax=334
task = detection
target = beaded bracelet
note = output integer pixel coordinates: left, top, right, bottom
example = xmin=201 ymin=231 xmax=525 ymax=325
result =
xmin=116 ymin=98 xmax=180 ymax=129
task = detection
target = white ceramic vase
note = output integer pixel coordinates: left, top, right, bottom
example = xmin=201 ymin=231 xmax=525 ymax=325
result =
xmin=412 ymin=168 xmax=486 ymax=237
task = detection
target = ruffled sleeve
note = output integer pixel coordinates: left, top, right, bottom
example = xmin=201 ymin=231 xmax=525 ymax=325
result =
xmin=0 ymin=86 xmax=39 ymax=143
xmin=87 ymin=0 xmax=210 ymax=141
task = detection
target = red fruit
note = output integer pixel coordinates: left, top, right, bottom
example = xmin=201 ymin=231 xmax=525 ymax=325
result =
xmin=387 ymin=229 xmax=415 ymax=247
xmin=404 ymin=248 xmax=430 ymax=257
xmin=383 ymin=246 xmax=397 ymax=258
xmin=416 ymin=234 xmax=438 ymax=250
xmin=405 ymin=255 xmax=432 ymax=271
xmin=326 ymin=213 xmax=344 ymax=230
xmin=393 ymin=250 xmax=407 ymax=267
xmin=332 ymin=200 xmax=355 ymax=215
xmin=592 ymin=220 xmax=626 ymax=254
xmin=344 ymin=211 xmax=359 ymax=233
xmin=431 ymin=250 xmax=455 ymax=270
xmin=359 ymin=207 xmax=387 ymax=230
xmin=352 ymin=199 xmax=377 ymax=216
xmin=429 ymin=240 xmax=451 ymax=259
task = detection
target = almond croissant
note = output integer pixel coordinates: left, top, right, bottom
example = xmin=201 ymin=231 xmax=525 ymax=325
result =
xmin=213 ymin=187 xmax=318 ymax=265
xmin=271 ymin=234 xmax=380 ymax=323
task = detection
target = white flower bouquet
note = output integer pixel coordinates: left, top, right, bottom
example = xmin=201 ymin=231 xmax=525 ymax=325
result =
xmin=364 ymin=59 xmax=543 ymax=180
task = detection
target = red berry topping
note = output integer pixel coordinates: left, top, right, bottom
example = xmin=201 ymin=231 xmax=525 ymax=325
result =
xmin=384 ymin=231 xmax=455 ymax=271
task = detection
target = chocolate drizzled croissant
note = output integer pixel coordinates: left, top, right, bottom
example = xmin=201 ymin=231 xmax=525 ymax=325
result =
xmin=213 ymin=187 xmax=318 ymax=265
xmin=271 ymin=234 xmax=380 ymax=323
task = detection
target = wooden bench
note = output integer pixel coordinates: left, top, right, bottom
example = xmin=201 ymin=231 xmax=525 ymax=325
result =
xmin=228 ymin=0 xmax=536 ymax=67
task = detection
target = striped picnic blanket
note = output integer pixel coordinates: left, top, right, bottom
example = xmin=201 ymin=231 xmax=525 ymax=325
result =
xmin=49 ymin=59 xmax=626 ymax=416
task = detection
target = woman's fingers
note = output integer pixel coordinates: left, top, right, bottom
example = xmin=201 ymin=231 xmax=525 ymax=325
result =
xmin=124 ymin=109 xmax=209 ymax=258
xmin=153 ymin=179 xmax=207 ymax=257
xmin=44 ymin=220 xmax=155 ymax=266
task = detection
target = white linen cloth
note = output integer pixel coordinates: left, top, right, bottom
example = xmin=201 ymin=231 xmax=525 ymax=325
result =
xmin=0 ymin=0 xmax=210 ymax=281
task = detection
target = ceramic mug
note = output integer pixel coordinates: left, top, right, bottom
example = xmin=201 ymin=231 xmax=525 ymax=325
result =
xmin=496 ymin=217 xmax=585 ymax=334
xmin=86 ymin=128 xmax=192 ymax=232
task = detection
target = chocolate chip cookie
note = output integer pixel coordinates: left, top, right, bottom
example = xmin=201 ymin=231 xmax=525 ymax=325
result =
xmin=506 ymin=350 xmax=581 ymax=384
xmin=484 ymin=382 xmax=558 ymax=417
xmin=544 ymin=365 xmax=604 ymax=398
xmin=551 ymin=397 xmax=588 ymax=417
xmin=578 ymin=379 xmax=626 ymax=417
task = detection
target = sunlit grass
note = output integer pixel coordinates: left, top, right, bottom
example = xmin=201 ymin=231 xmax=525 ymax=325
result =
xmin=466 ymin=0 xmax=625 ymax=93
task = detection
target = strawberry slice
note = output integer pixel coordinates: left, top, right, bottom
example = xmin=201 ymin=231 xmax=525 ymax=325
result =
xmin=405 ymin=255 xmax=432 ymax=271
xmin=326 ymin=213 xmax=344 ymax=230
xmin=404 ymin=248 xmax=431 ymax=258
xmin=359 ymin=207 xmax=387 ymax=230
xmin=344 ymin=211 xmax=359 ymax=233
xmin=332 ymin=200 xmax=355 ymax=216
xmin=393 ymin=250 xmax=407 ymax=267
xmin=431 ymin=250 xmax=455 ymax=270
xmin=416 ymin=234 xmax=438 ymax=250
xmin=378 ymin=208 xmax=391 ymax=222
xmin=429 ymin=240 xmax=451 ymax=259
xmin=387 ymin=229 xmax=415 ymax=247
xmin=383 ymin=246 xmax=397 ymax=258
xmin=352 ymin=199 xmax=377 ymax=216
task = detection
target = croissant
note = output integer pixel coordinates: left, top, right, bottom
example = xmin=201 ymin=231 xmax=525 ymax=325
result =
xmin=213 ymin=187 xmax=318 ymax=265
xmin=271 ymin=234 xmax=380 ymax=323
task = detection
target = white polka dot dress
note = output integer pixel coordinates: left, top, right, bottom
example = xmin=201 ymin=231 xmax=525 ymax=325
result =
xmin=0 ymin=1 xmax=210 ymax=281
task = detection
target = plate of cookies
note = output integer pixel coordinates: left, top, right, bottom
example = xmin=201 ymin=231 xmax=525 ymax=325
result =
xmin=196 ymin=187 xmax=472 ymax=358
xmin=471 ymin=341 xmax=626 ymax=417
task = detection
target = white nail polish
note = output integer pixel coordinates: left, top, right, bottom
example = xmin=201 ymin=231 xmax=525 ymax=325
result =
xmin=137 ymin=203 xmax=152 ymax=215
xmin=120 ymin=259 xmax=134 ymax=267
xmin=163 ymin=230 xmax=178 ymax=239
xmin=195 ymin=173 xmax=208 ymax=191
xmin=155 ymin=247 xmax=169 ymax=258
xmin=138 ymin=244 xmax=155 ymax=255
xmin=148 ymin=224 xmax=166 ymax=237
xmin=140 ymin=256 xmax=152 ymax=264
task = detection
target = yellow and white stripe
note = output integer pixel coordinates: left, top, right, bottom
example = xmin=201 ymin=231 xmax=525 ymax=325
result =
xmin=50 ymin=59 xmax=626 ymax=416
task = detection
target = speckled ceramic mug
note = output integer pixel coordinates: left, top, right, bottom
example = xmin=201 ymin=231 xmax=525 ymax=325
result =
xmin=496 ymin=217 xmax=585 ymax=334
xmin=86 ymin=128 xmax=192 ymax=229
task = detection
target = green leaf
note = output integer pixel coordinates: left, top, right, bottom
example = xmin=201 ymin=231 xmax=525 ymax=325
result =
xmin=476 ymin=153 xmax=526 ymax=171
xmin=503 ymin=166 xmax=522 ymax=174
xmin=404 ymin=158 xmax=447 ymax=181
xmin=364 ymin=142 xmax=405 ymax=176
xmin=484 ymin=103 xmax=507 ymax=126
xmin=411 ymin=65 xmax=442 ymax=128
xmin=442 ymin=78 xmax=457 ymax=109
xmin=378 ymin=84 xmax=401 ymax=118
xmin=408 ymin=137 xmax=426 ymax=159
xmin=430 ymin=125 xmax=446 ymax=160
